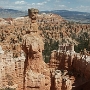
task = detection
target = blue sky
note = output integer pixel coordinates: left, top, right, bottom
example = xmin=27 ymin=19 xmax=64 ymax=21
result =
xmin=0 ymin=0 xmax=90 ymax=12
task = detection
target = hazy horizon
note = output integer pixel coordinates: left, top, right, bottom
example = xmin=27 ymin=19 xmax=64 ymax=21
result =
xmin=0 ymin=0 xmax=90 ymax=13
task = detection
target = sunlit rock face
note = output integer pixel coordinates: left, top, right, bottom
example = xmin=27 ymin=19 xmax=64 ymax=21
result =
xmin=22 ymin=8 xmax=50 ymax=90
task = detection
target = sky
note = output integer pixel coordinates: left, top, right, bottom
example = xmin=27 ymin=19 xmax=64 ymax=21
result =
xmin=0 ymin=0 xmax=90 ymax=12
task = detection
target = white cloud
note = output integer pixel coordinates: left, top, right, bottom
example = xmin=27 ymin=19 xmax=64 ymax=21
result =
xmin=68 ymin=2 xmax=70 ymax=3
xmin=69 ymin=8 xmax=73 ymax=10
xmin=37 ymin=2 xmax=47 ymax=5
xmin=59 ymin=5 xmax=65 ymax=7
xmin=37 ymin=3 xmax=43 ymax=5
xmin=0 ymin=0 xmax=90 ymax=12
xmin=15 ymin=1 xmax=26 ymax=5
xmin=75 ymin=5 xmax=90 ymax=12
xmin=31 ymin=1 xmax=47 ymax=6
xmin=32 ymin=3 xmax=35 ymax=5
xmin=53 ymin=4 xmax=67 ymax=10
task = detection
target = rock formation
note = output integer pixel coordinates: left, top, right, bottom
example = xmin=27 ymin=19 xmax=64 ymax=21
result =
xmin=0 ymin=8 xmax=90 ymax=90
xmin=49 ymin=43 xmax=90 ymax=90
xmin=22 ymin=8 xmax=50 ymax=90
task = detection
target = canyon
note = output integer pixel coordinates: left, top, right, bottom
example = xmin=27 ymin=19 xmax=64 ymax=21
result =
xmin=0 ymin=8 xmax=90 ymax=90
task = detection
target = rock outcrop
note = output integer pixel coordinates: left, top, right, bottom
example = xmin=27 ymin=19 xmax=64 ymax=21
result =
xmin=22 ymin=8 xmax=50 ymax=90
xmin=49 ymin=43 xmax=90 ymax=90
